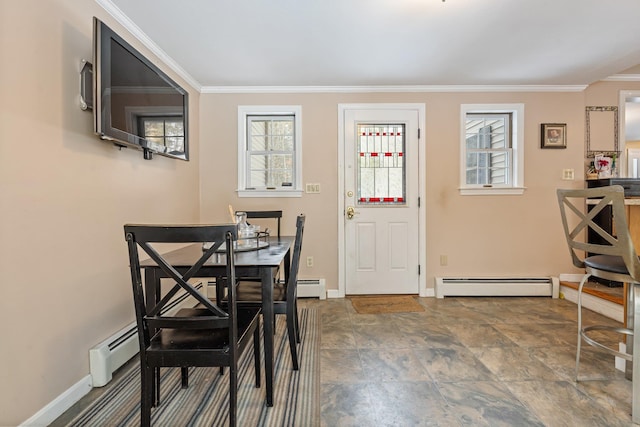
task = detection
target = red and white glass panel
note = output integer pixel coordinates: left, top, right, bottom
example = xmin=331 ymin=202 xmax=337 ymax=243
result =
xmin=357 ymin=124 xmax=406 ymax=205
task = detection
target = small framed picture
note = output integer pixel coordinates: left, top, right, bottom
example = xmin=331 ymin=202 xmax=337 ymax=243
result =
xmin=541 ymin=123 xmax=567 ymax=149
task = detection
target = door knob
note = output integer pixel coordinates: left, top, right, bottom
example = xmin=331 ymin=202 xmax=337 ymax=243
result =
xmin=346 ymin=206 xmax=356 ymax=219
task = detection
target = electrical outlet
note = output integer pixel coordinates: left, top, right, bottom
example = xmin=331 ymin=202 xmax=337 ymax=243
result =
xmin=440 ymin=255 xmax=448 ymax=266
xmin=306 ymin=256 xmax=314 ymax=267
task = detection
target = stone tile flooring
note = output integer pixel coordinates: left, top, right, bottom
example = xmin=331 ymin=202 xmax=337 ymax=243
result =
xmin=303 ymin=296 xmax=633 ymax=427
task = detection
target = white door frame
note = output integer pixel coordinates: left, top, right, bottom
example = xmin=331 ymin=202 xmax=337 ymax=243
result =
xmin=335 ymin=103 xmax=427 ymax=298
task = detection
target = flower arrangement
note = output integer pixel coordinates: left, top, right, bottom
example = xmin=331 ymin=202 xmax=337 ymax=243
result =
xmin=594 ymin=154 xmax=612 ymax=178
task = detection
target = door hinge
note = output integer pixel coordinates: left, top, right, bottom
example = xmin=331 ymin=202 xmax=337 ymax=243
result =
xmin=418 ymin=128 xmax=421 ymax=139
xmin=418 ymin=265 xmax=421 ymax=275
xmin=418 ymin=197 xmax=421 ymax=207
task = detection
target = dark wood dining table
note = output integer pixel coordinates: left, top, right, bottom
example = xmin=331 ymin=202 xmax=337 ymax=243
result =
xmin=140 ymin=235 xmax=294 ymax=407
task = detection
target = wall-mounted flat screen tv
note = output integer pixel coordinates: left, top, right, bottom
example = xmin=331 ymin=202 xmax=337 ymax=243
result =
xmin=93 ymin=17 xmax=189 ymax=160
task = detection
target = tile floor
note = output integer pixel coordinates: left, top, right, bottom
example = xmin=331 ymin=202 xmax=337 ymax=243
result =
xmin=52 ymin=296 xmax=633 ymax=426
xmin=305 ymin=296 xmax=634 ymax=427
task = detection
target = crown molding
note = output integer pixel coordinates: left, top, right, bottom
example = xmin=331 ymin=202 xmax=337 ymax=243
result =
xmin=201 ymin=84 xmax=587 ymax=94
xmin=95 ymin=0 xmax=202 ymax=92
xmin=602 ymin=74 xmax=640 ymax=82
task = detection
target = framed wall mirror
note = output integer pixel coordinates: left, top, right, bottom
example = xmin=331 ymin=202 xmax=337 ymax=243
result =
xmin=620 ymin=90 xmax=640 ymax=178
xmin=586 ymin=106 xmax=618 ymax=157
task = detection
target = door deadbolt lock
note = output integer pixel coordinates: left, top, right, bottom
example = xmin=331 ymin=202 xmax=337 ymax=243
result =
xmin=347 ymin=191 xmax=354 ymax=197
xmin=346 ymin=206 xmax=356 ymax=219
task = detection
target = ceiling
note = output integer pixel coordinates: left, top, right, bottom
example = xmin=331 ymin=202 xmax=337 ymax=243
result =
xmin=103 ymin=0 xmax=640 ymax=91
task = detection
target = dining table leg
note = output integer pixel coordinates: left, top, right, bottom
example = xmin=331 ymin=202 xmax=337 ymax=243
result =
xmin=262 ymin=267 xmax=275 ymax=407
xmin=143 ymin=268 xmax=161 ymax=406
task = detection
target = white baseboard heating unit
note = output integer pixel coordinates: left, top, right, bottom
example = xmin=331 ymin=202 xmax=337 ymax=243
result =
xmin=89 ymin=282 xmax=204 ymax=387
xmin=297 ymin=278 xmax=326 ymax=299
xmin=435 ymin=277 xmax=559 ymax=299
xmin=206 ymin=278 xmax=327 ymax=300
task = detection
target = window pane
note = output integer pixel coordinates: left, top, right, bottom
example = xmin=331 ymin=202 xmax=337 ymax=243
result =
xmin=357 ymin=123 xmax=405 ymax=204
xmin=466 ymin=151 xmax=510 ymax=185
xmin=141 ymin=117 xmax=185 ymax=154
xmin=166 ymin=137 xmax=184 ymax=152
xmin=144 ymin=121 xmax=164 ymax=136
xmin=165 ymin=120 xmax=183 ymax=136
xmin=146 ymin=136 xmax=163 ymax=145
xmin=465 ymin=113 xmax=512 ymax=186
xmin=246 ymin=114 xmax=296 ymax=189
xmin=466 ymin=134 xmax=479 ymax=149
xmin=248 ymin=153 xmax=293 ymax=187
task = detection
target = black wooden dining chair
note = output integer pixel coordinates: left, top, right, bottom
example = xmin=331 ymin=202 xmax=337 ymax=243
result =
xmin=234 ymin=214 xmax=306 ymax=370
xmin=243 ymin=210 xmax=283 ymax=238
xmin=211 ymin=210 xmax=285 ymax=314
xmin=124 ymin=224 xmax=262 ymax=427
xmin=233 ymin=210 xmax=284 ymax=285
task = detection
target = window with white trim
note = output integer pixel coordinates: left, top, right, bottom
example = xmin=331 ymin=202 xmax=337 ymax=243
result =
xmin=237 ymin=106 xmax=302 ymax=197
xmin=460 ymin=104 xmax=525 ymax=195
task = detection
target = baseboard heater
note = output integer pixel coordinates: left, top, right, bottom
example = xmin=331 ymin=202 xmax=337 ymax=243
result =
xmin=297 ymin=278 xmax=326 ymax=299
xmin=89 ymin=282 xmax=204 ymax=387
xmin=206 ymin=278 xmax=327 ymax=300
xmin=435 ymin=277 xmax=559 ymax=299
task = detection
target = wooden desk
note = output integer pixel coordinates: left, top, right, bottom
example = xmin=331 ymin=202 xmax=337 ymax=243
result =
xmin=140 ymin=236 xmax=293 ymax=407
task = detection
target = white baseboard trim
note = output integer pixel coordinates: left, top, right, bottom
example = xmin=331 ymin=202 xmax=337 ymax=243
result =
xmin=422 ymin=287 xmax=435 ymax=297
xmin=559 ymin=273 xmax=586 ymax=283
xmin=19 ymin=375 xmax=92 ymax=427
xmin=327 ymin=289 xmax=343 ymax=298
xmin=560 ymin=284 xmax=623 ymax=322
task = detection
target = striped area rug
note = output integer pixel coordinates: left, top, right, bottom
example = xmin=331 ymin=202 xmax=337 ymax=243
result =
xmin=68 ymin=308 xmax=318 ymax=426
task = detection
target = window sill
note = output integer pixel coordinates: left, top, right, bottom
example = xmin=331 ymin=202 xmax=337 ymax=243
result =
xmin=459 ymin=187 xmax=526 ymax=196
xmin=237 ymin=189 xmax=303 ymax=198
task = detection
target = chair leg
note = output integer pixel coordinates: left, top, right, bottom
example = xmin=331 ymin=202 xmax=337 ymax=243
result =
xmin=181 ymin=367 xmax=189 ymax=388
xmin=229 ymin=359 xmax=238 ymax=427
xmin=286 ymin=307 xmax=299 ymax=370
xmin=141 ymin=364 xmax=153 ymax=427
xmin=294 ymin=300 xmax=301 ymax=343
xmin=575 ymin=273 xmax=590 ymax=381
xmin=153 ymin=367 xmax=160 ymax=407
xmin=253 ymin=318 xmax=261 ymax=388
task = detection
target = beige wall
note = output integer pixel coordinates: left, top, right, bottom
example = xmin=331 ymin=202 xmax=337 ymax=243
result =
xmin=199 ymin=91 xmax=593 ymax=293
xmin=3 ymin=0 xmax=640 ymax=425
xmin=0 ymin=1 xmax=201 ymax=425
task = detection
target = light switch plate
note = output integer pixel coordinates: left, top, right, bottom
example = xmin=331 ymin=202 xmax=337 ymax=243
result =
xmin=562 ymin=169 xmax=574 ymax=180
xmin=305 ymin=183 xmax=321 ymax=193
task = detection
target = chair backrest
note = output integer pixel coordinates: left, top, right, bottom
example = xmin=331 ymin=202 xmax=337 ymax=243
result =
xmin=556 ymin=185 xmax=640 ymax=281
xmin=286 ymin=215 xmax=306 ymax=300
xmin=243 ymin=210 xmax=283 ymax=238
xmin=124 ymin=224 xmax=239 ymax=350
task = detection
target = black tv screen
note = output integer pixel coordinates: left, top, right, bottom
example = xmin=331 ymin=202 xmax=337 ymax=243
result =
xmin=93 ymin=17 xmax=189 ymax=160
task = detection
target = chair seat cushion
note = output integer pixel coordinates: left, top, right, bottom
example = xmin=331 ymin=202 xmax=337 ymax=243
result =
xmin=153 ymin=307 xmax=261 ymax=351
xmin=151 ymin=326 xmax=230 ymax=351
xmin=584 ymin=255 xmax=630 ymax=275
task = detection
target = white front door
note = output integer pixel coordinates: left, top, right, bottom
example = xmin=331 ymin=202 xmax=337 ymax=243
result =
xmin=340 ymin=105 xmax=422 ymax=295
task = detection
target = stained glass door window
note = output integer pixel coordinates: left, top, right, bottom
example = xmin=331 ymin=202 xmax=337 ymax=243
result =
xmin=357 ymin=124 xmax=406 ymax=205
